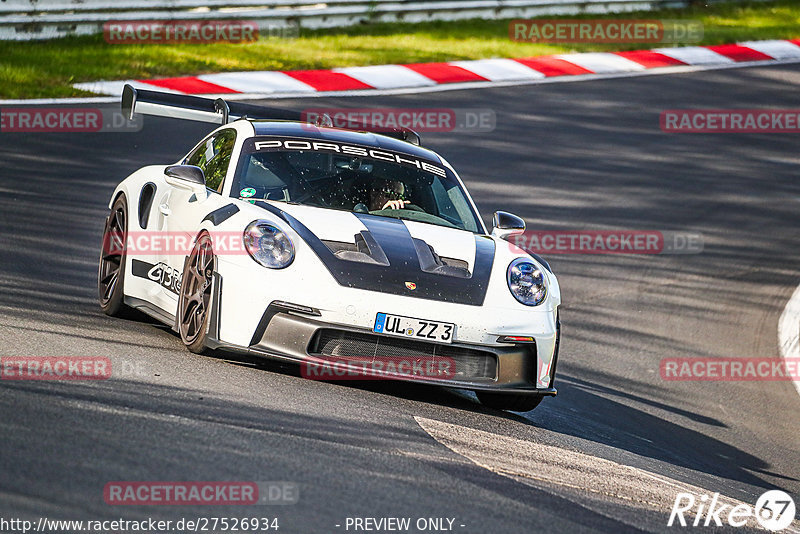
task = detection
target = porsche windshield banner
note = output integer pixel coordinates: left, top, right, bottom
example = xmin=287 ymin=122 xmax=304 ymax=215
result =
xmin=247 ymin=137 xmax=448 ymax=178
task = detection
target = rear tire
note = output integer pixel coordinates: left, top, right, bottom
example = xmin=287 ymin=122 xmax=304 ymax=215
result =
xmin=98 ymin=195 xmax=130 ymax=316
xmin=475 ymin=391 xmax=543 ymax=412
xmin=177 ymin=233 xmax=216 ymax=355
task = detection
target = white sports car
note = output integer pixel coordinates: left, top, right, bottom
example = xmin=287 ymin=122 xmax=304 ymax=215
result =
xmin=98 ymin=85 xmax=561 ymax=412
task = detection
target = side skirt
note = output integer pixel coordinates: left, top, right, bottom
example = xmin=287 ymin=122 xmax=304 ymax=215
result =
xmin=124 ymin=296 xmax=176 ymax=326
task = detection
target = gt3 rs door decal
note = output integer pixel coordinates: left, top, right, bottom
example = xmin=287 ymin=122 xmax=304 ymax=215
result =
xmin=131 ymin=259 xmax=181 ymax=295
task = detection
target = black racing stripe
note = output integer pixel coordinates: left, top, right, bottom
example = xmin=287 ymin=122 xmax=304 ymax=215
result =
xmin=256 ymin=201 xmax=495 ymax=306
xmin=352 ymin=214 xmax=420 ymax=274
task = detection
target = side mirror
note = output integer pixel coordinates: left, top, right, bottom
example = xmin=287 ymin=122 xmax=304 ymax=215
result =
xmin=164 ymin=165 xmax=208 ymax=200
xmin=491 ymin=211 xmax=526 ymax=240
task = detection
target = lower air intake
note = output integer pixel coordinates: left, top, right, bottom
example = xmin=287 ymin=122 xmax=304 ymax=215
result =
xmin=309 ymin=329 xmax=497 ymax=380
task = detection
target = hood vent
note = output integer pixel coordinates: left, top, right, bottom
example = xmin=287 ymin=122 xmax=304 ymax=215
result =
xmin=322 ymin=232 xmax=470 ymax=278
xmin=412 ymin=238 xmax=471 ymax=278
xmin=322 ymin=231 xmax=389 ymax=266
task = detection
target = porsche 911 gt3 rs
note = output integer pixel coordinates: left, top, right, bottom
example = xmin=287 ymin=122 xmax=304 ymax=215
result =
xmin=98 ymin=85 xmax=561 ymax=412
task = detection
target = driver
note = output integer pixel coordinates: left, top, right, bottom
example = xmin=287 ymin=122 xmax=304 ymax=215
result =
xmin=369 ymin=179 xmax=408 ymax=211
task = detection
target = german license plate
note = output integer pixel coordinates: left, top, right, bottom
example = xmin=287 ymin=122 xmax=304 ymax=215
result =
xmin=373 ymin=313 xmax=455 ymax=344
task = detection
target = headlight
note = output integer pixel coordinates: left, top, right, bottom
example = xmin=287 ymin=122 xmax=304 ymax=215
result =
xmin=507 ymin=258 xmax=547 ymax=306
xmin=243 ymin=220 xmax=294 ymax=269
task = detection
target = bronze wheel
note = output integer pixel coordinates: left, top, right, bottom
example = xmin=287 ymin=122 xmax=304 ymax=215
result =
xmin=98 ymin=195 xmax=129 ymax=316
xmin=178 ymin=233 xmax=215 ymax=353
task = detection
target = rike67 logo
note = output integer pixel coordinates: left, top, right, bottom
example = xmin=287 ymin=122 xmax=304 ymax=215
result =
xmin=669 ymin=490 xmax=795 ymax=531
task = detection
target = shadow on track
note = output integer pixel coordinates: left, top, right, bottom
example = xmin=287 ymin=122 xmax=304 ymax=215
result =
xmin=0 ymin=378 xmax=647 ymax=533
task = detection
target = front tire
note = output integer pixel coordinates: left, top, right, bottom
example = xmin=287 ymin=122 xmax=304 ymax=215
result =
xmin=475 ymin=391 xmax=543 ymax=412
xmin=177 ymin=233 xmax=215 ymax=354
xmin=98 ymin=195 xmax=130 ymax=316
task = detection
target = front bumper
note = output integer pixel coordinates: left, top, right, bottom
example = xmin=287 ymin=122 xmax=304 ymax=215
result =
xmin=209 ymin=300 xmax=559 ymax=396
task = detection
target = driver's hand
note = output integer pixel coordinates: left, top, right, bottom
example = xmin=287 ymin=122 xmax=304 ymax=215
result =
xmin=382 ymin=200 xmax=409 ymax=210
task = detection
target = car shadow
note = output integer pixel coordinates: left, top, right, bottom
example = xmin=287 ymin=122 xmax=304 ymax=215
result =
xmin=212 ymin=346 xmax=796 ymax=496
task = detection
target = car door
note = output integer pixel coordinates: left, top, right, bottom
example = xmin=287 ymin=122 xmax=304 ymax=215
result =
xmin=160 ymin=128 xmax=237 ymax=301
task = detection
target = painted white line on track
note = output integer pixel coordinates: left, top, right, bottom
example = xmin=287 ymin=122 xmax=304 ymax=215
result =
xmin=779 ymin=283 xmax=800 ymax=398
xmin=415 ymin=417 xmax=800 ymax=532
xmin=3 ymin=58 xmax=800 ymax=106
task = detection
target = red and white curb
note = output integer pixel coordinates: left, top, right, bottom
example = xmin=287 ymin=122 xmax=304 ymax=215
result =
xmin=73 ymin=39 xmax=800 ymax=98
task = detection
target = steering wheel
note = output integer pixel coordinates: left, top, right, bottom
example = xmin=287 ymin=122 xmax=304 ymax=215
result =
xmin=292 ymin=173 xmax=356 ymax=205
xmin=373 ymin=203 xmax=425 ymax=214
xmin=397 ymin=203 xmax=425 ymax=212
xmin=292 ymin=181 xmax=345 ymax=205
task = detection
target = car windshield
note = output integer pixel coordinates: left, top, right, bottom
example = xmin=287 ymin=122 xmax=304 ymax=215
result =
xmin=231 ymin=137 xmax=483 ymax=233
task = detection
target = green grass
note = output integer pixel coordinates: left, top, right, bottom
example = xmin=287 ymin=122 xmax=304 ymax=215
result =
xmin=0 ymin=0 xmax=798 ymax=98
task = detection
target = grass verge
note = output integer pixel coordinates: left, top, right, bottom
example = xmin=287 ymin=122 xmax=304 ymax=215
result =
xmin=0 ymin=0 xmax=797 ymax=98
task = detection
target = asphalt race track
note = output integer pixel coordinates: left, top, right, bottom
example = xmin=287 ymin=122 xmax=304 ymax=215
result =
xmin=1 ymin=63 xmax=799 ymax=533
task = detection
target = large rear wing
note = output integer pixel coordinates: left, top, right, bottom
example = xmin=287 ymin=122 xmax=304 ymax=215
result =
xmin=121 ymin=84 xmax=421 ymax=145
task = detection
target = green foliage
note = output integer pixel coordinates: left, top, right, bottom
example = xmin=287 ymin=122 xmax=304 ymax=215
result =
xmin=0 ymin=0 xmax=797 ymax=98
